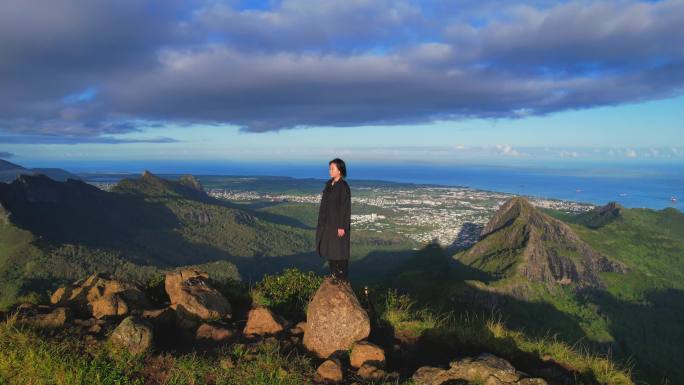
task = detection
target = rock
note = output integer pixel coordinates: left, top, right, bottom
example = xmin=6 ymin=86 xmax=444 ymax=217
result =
xmin=357 ymin=362 xmax=387 ymax=380
xmin=110 ymin=316 xmax=153 ymax=356
xmin=50 ymin=273 xmax=150 ymax=319
xmin=18 ymin=306 xmax=71 ymax=328
xmin=350 ymin=340 xmax=385 ymax=368
xmin=196 ymin=323 xmax=234 ymax=342
xmin=141 ymin=307 xmax=177 ymax=325
xmin=88 ymin=322 xmax=103 ymax=334
xmin=164 ymin=269 xmax=232 ymax=320
xmin=290 ymin=321 xmax=307 ymax=335
xmin=303 ymin=277 xmax=370 ymax=358
xmin=90 ymin=293 xmax=129 ymax=319
xmin=316 ymin=358 xmax=344 ymax=383
xmin=75 ymin=317 xmax=107 ymax=334
xmin=15 ymin=302 xmax=36 ymax=313
xmin=412 ymin=366 xmax=446 ymax=385
xmin=141 ymin=307 xmax=182 ymax=336
xmin=515 ymin=379 xmax=548 ymax=385
xmin=243 ymin=306 xmax=287 ymax=336
xmin=485 ymin=376 xmax=508 ymax=385
xmin=451 ymin=353 xmax=520 ymax=383
xmin=50 ymin=287 xmax=68 ymax=304
xmin=412 ymin=353 xmax=548 ymax=385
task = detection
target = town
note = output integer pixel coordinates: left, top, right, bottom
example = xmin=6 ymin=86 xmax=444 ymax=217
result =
xmin=207 ymin=184 xmax=594 ymax=250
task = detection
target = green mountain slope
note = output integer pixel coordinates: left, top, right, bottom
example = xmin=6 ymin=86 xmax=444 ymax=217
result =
xmin=392 ymin=198 xmax=684 ymax=384
xmin=456 ymin=197 xmax=627 ymax=289
xmin=0 ymin=171 xmax=318 ymax=308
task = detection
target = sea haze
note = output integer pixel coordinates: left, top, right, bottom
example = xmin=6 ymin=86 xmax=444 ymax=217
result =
xmin=43 ymin=159 xmax=684 ymax=210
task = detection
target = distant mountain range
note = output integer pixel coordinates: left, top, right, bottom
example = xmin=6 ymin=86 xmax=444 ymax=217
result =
xmin=0 ymin=168 xmax=320 ymax=311
xmin=0 ymin=159 xmax=81 ymax=182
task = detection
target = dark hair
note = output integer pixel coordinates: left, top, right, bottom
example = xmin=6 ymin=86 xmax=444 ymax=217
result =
xmin=329 ymin=158 xmax=347 ymax=178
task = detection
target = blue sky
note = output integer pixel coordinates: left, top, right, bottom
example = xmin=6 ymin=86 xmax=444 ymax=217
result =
xmin=1 ymin=0 xmax=683 ymax=168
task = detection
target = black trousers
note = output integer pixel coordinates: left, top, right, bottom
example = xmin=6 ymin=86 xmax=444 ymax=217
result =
xmin=327 ymin=259 xmax=349 ymax=281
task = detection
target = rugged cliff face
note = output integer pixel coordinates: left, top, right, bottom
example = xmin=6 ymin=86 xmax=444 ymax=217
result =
xmin=458 ymin=197 xmax=628 ymax=288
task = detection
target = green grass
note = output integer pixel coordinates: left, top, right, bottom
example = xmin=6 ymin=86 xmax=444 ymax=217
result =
xmin=372 ymin=286 xmax=634 ymax=385
xmin=0 ymin=311 xmax=316 ymax=385
xmin=0 ymin=267 xmax=636 ymax=385
xmin=450 ymin=206 xmax=684 ymax=384
xmin=0 ymin=313 xmax=144 ymax=385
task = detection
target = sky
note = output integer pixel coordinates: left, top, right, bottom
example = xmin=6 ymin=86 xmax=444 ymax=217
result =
xmin=1 ymin=0 xmax=683 ymax=169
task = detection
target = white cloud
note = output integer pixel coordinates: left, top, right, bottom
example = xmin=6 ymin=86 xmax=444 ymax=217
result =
xmin=494 ymin=144 xmax=522 ymax=156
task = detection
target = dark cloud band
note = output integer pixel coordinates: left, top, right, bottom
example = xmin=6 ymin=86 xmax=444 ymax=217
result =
xmin=0 ymin=0 xmax=682 ymax=140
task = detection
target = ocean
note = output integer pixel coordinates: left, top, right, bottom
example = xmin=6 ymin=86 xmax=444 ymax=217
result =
xmin=47 ymin=159 xmax=684 ymax=210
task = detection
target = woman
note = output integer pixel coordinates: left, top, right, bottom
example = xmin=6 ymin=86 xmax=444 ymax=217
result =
xmin=316 ymin=158 xmax=351 ymax=283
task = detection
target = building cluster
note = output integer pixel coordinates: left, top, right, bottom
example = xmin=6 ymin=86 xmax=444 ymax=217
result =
xmin=179 ymin=184 xmax=595 ymax=250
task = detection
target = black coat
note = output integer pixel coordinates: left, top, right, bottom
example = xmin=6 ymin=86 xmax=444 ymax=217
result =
xmin=316 ymin=177 xmax=351 ymax=260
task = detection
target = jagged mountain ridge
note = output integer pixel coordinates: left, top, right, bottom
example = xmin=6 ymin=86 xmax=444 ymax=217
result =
xmin=0 ymin=171 xmax=311 ymax=262
xmin=456 ymin=197 xmax=628 ymax=288
xmin=112 ymin=170 xmax=208 ymax=201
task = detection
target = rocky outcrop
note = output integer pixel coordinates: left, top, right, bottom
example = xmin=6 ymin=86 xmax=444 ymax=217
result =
xmin=243 ymin=306 xmax=287 ymax=336
xmin=164 ymin=269 xmax=232 ymax=320
xmin=303 ymin=276 xmax=370 ymax=358
xmin=412 ymin=353 xmax=548 ymax=385
xmin=50 ymin=273 xmax=150 ymax=319
xmin=3 ymin=270 xmax=578 ymax=385
xmin=110 ymin=315 xmax=154 ymax=356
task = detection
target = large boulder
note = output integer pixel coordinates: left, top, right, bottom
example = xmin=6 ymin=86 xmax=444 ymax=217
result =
xmin=110 ymin=316 xmax=154 ymax=356
xmin=243 ymin=306 xmax=287 ymax=336
xmin=412 ymin=353 xmax=549 ymax=385
xmin=164 ymin=269 xmax=232 ymax=320
xmin=303 ymin=276 xmax=370 ymax=358
xmin=50 ymin=273 xmax=150 ymax=319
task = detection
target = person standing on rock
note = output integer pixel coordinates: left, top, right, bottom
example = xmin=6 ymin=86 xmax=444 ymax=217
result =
xmin=316 ymin=158 xmax=351 ymax=283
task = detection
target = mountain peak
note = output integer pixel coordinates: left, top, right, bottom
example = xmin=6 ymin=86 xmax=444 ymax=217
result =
xmin=457 ymin=196 xmax=628 ymax=289
xmin=178 ymin=174 xmax=203 ymax=192
xmin=114 ymin=171 xmax=207 ymax=200
xmin=571 ymin=201 xmax=624 ymax=229
xmin=480 ymin=196 xmax=536 ymax=238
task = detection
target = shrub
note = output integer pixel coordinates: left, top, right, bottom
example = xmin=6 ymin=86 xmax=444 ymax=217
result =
xmin=251 ymin=268 xmax=323 ymax=320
